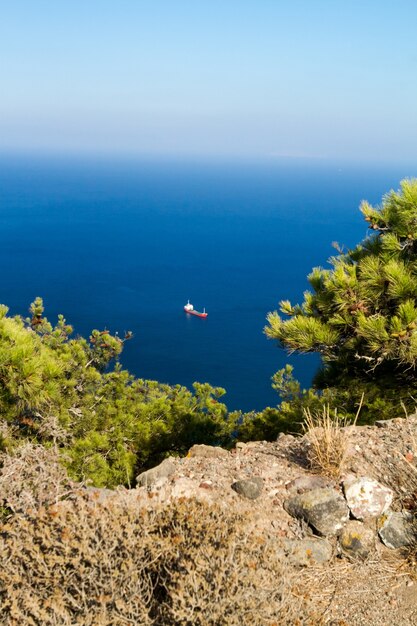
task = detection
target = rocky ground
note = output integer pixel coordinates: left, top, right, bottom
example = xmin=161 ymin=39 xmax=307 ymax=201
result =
xmin=126 ymin=415 xmax=417 ymax=625
xmin=3 ymin=414 xmax=417 ymax=624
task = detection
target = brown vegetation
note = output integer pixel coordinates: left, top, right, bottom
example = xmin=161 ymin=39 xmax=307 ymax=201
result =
xmin=0 ymin=443 xmax=74 ymax=514
xmin=302 ymin=405 xmax=353 ymax=478
xmin=1 ymin=415 xmax=417 ymax=625
xmin=0 ymin=493 xmax=314 ymax=626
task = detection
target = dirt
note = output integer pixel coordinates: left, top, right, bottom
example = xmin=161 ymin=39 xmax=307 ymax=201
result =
xmin=130 ymin=415 xmax=417 ymax=625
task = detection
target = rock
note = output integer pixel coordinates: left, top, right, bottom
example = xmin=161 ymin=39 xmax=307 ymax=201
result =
xmin=136 ymin=458 xmax=176 ymax=488
xmin=277 ymin=433 xmax=295 ymax=442
xmin=187 ymin=444 xmax=229 ymax=459
xmin=375 ymin=420 xmax=390 ymax=428
xmin=378 ymin=510 xmax=416 ymax=549
xmin=285 ymin=475 xmax=330 ymax=494
xmin=231 ymin=477 xmax=263 ymax=500
xmin=199 ymin=480 xmax=214 ymax=490
xmin=375 ymin=418 xmax=403 ymax=428
xmin=283 ymin=538 xmax=333 ymax=567
xmin=343 ymin=477 xmax=393 ymax=519
xmin=235 ymin=441 xmax=259 ymax=451
xmin=339 ymin=520 xmax=375 ymax=560
xmin=284 ymin=488 xmax=349 ymax=536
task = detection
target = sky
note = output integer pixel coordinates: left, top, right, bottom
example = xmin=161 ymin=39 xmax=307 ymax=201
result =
xmin=1 ymin=0 xmax=417 ymax=161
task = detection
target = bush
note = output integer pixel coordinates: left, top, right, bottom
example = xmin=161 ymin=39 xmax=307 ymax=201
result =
xmin=265 ymin=180 xmax=417 ymax=420
xmin=0 ymin=495 xmax=311 ymax=626
xmin=0 ymin=300 xmax=235 ymax=487
xmin=0 ymin=443 xmax=74 ymax=514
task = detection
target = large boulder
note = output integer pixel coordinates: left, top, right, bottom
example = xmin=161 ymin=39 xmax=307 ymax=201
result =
xmin=343 ymin=477 xmax=393 ymax=520
xmin=284 ymin=488 xmax=349 ymax=536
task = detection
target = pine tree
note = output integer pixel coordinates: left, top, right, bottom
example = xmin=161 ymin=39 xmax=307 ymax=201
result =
xmin=0 ymin=299 xmax=234 ymax=486
xmin=265 ymin=179 xmax=417 ymax=404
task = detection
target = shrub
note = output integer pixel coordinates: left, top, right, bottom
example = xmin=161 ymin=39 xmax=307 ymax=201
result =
xmin=0 ymin=443 xmax=74 ymax=514
xmin=0 ymin=300 xmax=235 ymax=487
xmin=0 ymin=495 xmax=312 ymax=626
xmin=265 ymin=180 xmax=417 ymax=422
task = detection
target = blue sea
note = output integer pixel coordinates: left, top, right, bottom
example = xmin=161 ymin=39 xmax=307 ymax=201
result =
xmin=0 ymin=154 xmax=415 ymax=411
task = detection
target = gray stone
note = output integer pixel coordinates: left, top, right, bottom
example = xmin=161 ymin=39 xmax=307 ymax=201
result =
xmin=276 ymin=433 xmax=295 ymax=442
xmin=188 ymin=444 xmax=229 ymax=459
xmin=343 ymin=477 xmax=393 ymax=520
xmin=231 ymin=477 xmax=263 ymax=500
xmin=378 ymin=510 xmax=416 ymax=549
xmin=375 ymin=418 xmax=403 ymax=428
xmin=136 ymin=457 xmax=176 ymax=488
xmin=283 ymin=538 xmax=333 ymax=567
xmin=284 ymin=488 xmax=349 ymax=536
xmin=375 ymin=420 xmax=390 ymax=428
xmin=339 ymin=520 xmax=375 ymax=560
xmin=285 ymin=475 xmax=330 ymax=494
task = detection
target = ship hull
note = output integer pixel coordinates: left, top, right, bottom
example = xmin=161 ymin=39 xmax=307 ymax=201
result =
xmin=184 ymin=308 xmax=208 ymax=318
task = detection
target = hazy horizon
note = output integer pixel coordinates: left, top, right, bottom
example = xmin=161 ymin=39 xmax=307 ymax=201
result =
xmin=1 ymin=1 xmax=417 ymax=162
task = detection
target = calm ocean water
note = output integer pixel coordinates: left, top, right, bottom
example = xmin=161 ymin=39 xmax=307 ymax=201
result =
xmin=0 ymin=154 xmax=415 ymax=411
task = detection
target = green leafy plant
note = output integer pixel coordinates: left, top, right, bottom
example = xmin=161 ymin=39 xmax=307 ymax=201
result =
xmin=0 ymin=299 xmax=235 ymax=487
xmin=265 ymin=179 xmax=417 ymax=422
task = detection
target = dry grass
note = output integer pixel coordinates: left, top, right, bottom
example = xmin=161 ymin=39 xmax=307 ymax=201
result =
xmin=0 ymin=492 xmax=317 ymax=626
xmin=395 ymin=405 xmax=417 ymax=568
xmin=0 ymin=442 xmax=75 ymax=514
xmin=302 ymin=403 xmax=360 ymax=478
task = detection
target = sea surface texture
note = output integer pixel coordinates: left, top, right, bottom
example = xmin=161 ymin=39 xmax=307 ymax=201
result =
xmin=0 ymin=155 xmax=413 ymax=410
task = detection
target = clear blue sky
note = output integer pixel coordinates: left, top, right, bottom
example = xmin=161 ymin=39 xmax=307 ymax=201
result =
xmin=1 ymin=0 xmax=416 ymax=161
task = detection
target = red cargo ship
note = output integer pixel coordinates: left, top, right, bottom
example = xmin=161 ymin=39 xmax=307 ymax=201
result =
xmin=184 ymin=300 xmax=208 ymax=318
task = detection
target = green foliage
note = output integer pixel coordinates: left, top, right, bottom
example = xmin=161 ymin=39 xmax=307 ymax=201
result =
xmin=5 ymin=177 xmax=417 ymax=491
xmin=0 ymin=306 xmax=64 ymax=416
xmin=266 ymin=179 xmax=417 ymax=411
xmin=234 ymin=365 xmax=326 ymax=441
xmin=0 ymin=299 xmax=234 ymax=487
